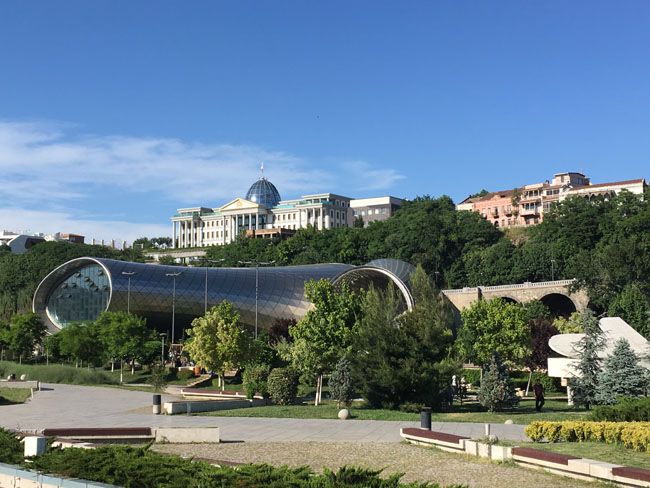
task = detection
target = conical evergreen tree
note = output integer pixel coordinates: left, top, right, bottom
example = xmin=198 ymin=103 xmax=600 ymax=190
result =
xmin=595 ymin=338 xmax=648 ymax=405
xmin=568 ymin=310 xmax=606 ymax=410
xmin=478 ymin=351 xmax=519 ymax=412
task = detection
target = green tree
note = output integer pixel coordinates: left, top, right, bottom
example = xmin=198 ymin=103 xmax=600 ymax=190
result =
xmin=184 ymin=301 xmax=253 ymax=390
xmin=553 ymin=312 xmax=585 ymax=334
xmin=608 ymin=284 xmax=650 ymax=339
xmin=329 ymin=354 xmax=354 ymax=408
xmin=95 ymin=311 xmax=156 ymax=384
xmin=595 ymin=338 xmax=648 ymax=405
xmin=2 ymin=313 xmax=47 ymax=363
xmin=458 ymin=298 xmax=531 ymax=368
xmin=478 ymin=352 xmax=519 ymax=412
xmin=58 ymin=322 xmax=103 ymax=368
xmin=568 ymin=310 xmax=606 ymax=410
xmin=352 ymin=268 xmax=456 ymax=410
xmin=287 ymin=279 xmax=361 ymax=405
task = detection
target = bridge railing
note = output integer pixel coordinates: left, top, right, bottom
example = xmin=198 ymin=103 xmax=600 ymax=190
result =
xmin=443 ymin=279 xmax=576 ymax=294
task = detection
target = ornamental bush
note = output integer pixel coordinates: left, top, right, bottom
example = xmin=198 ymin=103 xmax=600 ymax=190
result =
xmin=267 ymin=367 xmax=298 ymax=405
xmin=591 ymin=397 xmax=650 ymax=422
xmin=177 ymin=369 xmax=196 ymax=381
xmin=478 ymin=353 xmax=519 ymax=412
xmin=525 ymin=421 xmax=650 ymax=452
xmin=242 ymin=364 xmax=270 ymax=399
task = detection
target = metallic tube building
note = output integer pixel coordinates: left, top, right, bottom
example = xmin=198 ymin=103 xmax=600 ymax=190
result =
xmin=33 ymin=257 xmax=414 ymax=334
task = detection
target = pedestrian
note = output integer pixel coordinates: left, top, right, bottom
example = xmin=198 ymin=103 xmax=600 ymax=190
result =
xmin=451 ymin=374 xmax=458 ymax=402
xmin=460 ymin=375 xmax=467 ymax=399
xmin=533 ymin=378 xmax=545 ymax=412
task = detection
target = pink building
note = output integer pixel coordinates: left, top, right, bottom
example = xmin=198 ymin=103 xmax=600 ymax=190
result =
xmin=457 ymin=172 xmax=646 ymax=229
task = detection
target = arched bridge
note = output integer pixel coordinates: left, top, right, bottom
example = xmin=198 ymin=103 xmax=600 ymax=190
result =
xmin=442 ymin=279 xmax=589 ymax=324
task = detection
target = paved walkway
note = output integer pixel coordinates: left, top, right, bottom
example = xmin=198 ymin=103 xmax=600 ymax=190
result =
xmin=0 ymin=384 xmax=529 ymax=442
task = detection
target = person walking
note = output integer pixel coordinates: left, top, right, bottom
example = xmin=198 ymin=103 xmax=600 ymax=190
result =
xmin=533 ymin=378 xmax=545 ymax=412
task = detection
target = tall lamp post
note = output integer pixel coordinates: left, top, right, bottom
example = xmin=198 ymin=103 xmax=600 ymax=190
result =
xmin=192 ymin=257 xmax=226 ymax=314
xmin=160 ymin=332 xmax=167 ymax=366
xmin=238 ymin=259 xmax=275 ymax=339
xmin=165 ymin=271 xmax=184 ymax=345
xmin=121 ymin=271 xmax=137 ymax=314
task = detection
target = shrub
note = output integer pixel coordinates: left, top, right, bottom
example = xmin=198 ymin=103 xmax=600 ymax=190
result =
xmin=267 ymin=368 xmax=298 ymax=405
xmin=0 ymin=361 xmax=117 ymax=385
xmin=177 ymin=369 xmax=195 ymax=381
xmin=8 ymin=443 xmax=459 ymax=487
xmin=149 ymin=365 xmax=168 ymax=391
xmin=0 ymin=428 xmax=23 ymax=465
xmin=525 ymin=421 xmax=650 ymax=452
xmin=591 ymin=397 xmax=650 ymax=422
xmin=242 ymin=364 xmax=270 ymax=399
xmin=509 ymin=371 xmax=561 ymax=393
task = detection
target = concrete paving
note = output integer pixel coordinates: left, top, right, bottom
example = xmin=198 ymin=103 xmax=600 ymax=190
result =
xmin=0 ymin=384 xmax=529 ymax=442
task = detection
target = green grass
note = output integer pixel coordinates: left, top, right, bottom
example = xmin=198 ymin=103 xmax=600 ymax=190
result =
xmin=0 ymin=361 xmax=117 ymax=385
xmin=0 ymin=387 xmax=32 ymax=405
xmin=196 ymin=398 xmax=586 ymax=423
xmin=499 ymin=440 xmax=650 ymax=470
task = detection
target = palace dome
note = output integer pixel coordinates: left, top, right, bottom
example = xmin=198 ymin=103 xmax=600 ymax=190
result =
xmin=245 ymin=177 xmax=281 ymax=208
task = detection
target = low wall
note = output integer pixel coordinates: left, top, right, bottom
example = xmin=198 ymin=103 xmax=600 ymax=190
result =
xmin=0 ymin=379 xmax=40 ymax=390
xmin=163 ymin=398 xmax=264 ymax=414
xmin=401 ymin=427 xmax=650 ymax=487
xmin=0 ymin=462 xmax=117 ymax=488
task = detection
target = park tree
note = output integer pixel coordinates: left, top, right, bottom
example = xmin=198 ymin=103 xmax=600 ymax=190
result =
xmin=184 ymin=301 xmax=253 ymax=390
xmin=568 ymin=310 xmax=606 ymax=410
xmin=524 ymin=317 xmax=559 ymax=395
xmin=286 ymin=279 xmax=361 ymax=405
xmin=58 ymin=322 xmax=104 ymax=368
xmin=479 ymin=352 xmax=519 ymax=412
xmin=352 ymin=268 xmax=456 ymax=410
xmin=595 ymin=338 xmax=648 ymax=405
xmin=608 ymin=284 xmax=650 ymax=339
xmin=458 ymin=298 xmax=531 ymax=368
xmin=1 ymin=313 xmax=47 ymax=363
xmin=95 ymin=311 xmax=157 ymax=384
xmin=553 ymin=312 xmax=585 ymax=334
xmin=329 ymin=354 xmax=353 ymax=408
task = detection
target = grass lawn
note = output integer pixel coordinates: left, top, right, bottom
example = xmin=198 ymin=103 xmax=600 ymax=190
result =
xmin=0 ymin=387 xmax=32 ymax=405
xmin=103 ymin=367 xmax=199 ymax=386
xmin=499 ymin=440 xmax=650 ymax=470
xmin=196 ymin=398 xmax=587 ymax=423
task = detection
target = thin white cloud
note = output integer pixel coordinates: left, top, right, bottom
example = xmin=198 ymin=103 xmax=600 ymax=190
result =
xmin=0 ymin=208 xmax=169 ymax=247
xmin=0 ymin=120 xmax=405 ymax=240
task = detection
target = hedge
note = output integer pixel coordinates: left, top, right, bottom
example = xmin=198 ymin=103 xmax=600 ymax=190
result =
xmin=525 ymin=421 xmax=650 ymax=452
xmin=590 ymin=397 xmax=650 ymax=422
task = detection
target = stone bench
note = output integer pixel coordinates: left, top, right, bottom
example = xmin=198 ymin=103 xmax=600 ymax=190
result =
xmin=181 ymin=388 xmax=263 ymax=400
xmin=512 ymin=446 xmax=580 ymax=466
xmin=0 ymin=379 xmax=40 ymax=390
xmin=400 ymin=428 xmax=469 ymax=452
xmin=42 ymin=427 xmax=154 ymax=442
xmin=612 ymin=466 xmax=650 ymax=486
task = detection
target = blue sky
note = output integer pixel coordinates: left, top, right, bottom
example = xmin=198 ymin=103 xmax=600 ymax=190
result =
xmin=1 ymin=1 xmax=649 ymax=244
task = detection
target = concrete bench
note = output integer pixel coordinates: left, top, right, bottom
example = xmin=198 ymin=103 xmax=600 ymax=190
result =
xmin=400 ymin=428 xmax=469 ymax=452
xmin=511 ymin=446 xmax=580 ymax=466
xmin=612 ymin=466 xmax=650 ymax=485
xmin=42 ymin=427 xmax=154 ymax=442
xmin=181 ymin=388 xmax=263 ymax=400
xmin=0 ymin=379 xmax=40 ymax=390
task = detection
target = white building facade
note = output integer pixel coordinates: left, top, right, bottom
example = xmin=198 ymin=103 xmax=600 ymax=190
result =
xmin=171 ymin=177 xmax=401 ymax=248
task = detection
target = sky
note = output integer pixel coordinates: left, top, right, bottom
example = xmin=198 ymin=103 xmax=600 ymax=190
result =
xmin=1 ymin=1 xmax=649 ymax=245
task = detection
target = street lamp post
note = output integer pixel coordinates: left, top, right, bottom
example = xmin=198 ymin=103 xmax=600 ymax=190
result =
xmin=165 ymin=272 xmax=184 ymax=345
xmin=121 ymin=271 xmax=137 ymax=314
xmin=238 ymin=259 xmax=275 ymax=339
xmin=160 ymin=333 xmax=166 ymax=366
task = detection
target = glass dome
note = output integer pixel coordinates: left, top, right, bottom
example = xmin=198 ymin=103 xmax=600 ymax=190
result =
xmin=245 ymin=177 xmax=281 ymax=208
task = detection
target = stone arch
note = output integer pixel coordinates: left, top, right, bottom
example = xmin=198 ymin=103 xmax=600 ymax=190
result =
xmin=540 ymin=293 xmax=576 ymax=318
xmin=499 ymin=296 xmax=519 ymax=304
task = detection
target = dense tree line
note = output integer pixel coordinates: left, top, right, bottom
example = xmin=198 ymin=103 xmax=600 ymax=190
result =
xmin=0 ymin=241 xmax=145 ymax=320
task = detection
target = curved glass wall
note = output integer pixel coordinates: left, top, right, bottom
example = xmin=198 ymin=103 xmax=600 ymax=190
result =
xmin=45 ymin=264 xmax=110 ymax=328
xmin=245 ymin=178 xmax=282 ymax=208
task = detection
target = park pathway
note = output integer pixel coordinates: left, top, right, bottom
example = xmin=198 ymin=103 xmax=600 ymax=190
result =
xmin=0 ymin=383 xmax=529 ymax=442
